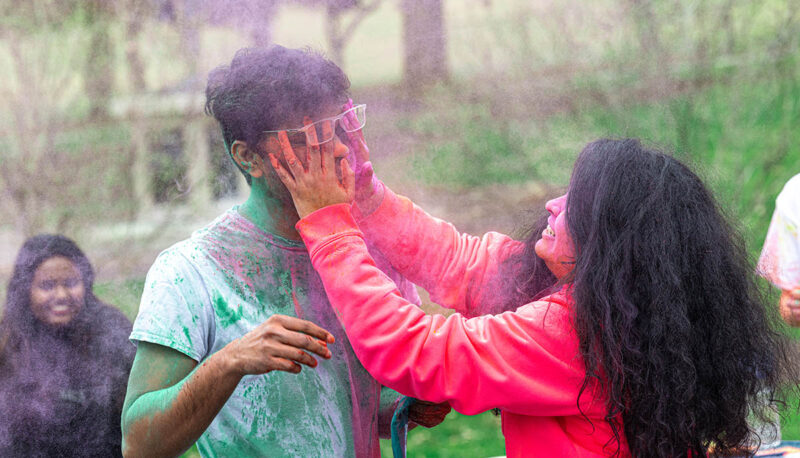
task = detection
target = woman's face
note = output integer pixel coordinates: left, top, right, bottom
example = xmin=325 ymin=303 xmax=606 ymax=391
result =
xmin=29 ymin=256 xmax=85 ymax=327
xmin=534 ymin=194 xmax=576 ymax=279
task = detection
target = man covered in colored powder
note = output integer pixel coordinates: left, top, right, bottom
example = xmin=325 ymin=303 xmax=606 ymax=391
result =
xmin=121 ymin=46 xmax=450 ymax=457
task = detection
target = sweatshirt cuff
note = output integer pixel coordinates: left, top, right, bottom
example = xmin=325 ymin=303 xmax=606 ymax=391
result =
xmin=296 ymin=203 xmax=363 ymax=257
xmin=355 ymin=184 xmax=404 ymax=232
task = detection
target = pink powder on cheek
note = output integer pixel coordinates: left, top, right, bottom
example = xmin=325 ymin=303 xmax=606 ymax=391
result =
xmin=535 ymin=201 xmax=576 ymax=279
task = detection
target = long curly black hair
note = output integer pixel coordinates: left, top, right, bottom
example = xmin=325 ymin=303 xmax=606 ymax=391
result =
xmin=513 ymin=139 xmax=798 ymax=456
xmin=540 ymin=139 xmax=798 ymax=456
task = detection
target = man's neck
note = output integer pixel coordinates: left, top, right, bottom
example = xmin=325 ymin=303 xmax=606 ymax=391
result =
xmin=238 ymin=179 xmax=301 ymax=241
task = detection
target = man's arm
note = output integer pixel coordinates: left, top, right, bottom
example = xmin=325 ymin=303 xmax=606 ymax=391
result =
xmin=121 ymin=342 xmax=228 ymax=457
xmin=122 ymin=314 xmax=335 ymax=457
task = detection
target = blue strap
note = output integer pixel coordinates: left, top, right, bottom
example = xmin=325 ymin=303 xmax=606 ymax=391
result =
xmin=390 ymin=397 xmax=417 ymax=458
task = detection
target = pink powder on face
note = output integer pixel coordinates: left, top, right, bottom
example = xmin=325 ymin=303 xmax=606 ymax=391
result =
xmin=534 ymin=194 xmax=576 ymax=279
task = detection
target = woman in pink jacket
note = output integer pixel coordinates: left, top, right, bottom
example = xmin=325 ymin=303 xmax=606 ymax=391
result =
xmin=268 ymin=126 xmax=796 ymax=457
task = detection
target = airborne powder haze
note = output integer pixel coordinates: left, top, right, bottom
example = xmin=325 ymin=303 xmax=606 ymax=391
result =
xmin=0 ymin=0 xmax=798 ymax=456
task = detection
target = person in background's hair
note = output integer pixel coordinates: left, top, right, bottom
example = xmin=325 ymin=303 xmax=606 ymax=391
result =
xmin=759 ymin=173 xmax=800 ymax=326
xmin=272 ymin=135 xmax=799 ymax=457
xmin=0 ymin=234 xmax=134 ymax=457
xmin=121 ymin=46 xmax=449 ymax=458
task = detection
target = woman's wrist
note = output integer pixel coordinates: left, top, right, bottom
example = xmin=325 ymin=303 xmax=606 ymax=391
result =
xmin=355 ymin=178 xmax=385 ymax=217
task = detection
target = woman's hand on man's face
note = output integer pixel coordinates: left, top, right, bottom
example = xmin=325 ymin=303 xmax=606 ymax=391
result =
xmin=269 ymin=119 xmax=355 ymax=219
xmin=341 ymin=99 xmax=382 ymax=212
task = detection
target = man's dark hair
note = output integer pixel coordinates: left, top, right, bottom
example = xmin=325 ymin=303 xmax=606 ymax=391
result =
xmin=205 ymin=46 xmax=351 ymax=184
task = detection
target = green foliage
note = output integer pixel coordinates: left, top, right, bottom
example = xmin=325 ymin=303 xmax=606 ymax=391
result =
xmin=380 ymin=411 xmax=504 ymax=457
xmin=407 ymin=72 xmax=800 ymax=253
xmin=179 ymin=413 xmax=505 ymax=458
xmin=412 ymin=119 xmax=528 ymax=188
xmin=569 ymin=78 xmax=799 ymax=252
xmin=94 ymin=277 xmax=145 ymax=322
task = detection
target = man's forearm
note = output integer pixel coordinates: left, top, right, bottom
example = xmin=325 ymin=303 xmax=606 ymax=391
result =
xmin=123 ymin=350 xmax=241 ymax=457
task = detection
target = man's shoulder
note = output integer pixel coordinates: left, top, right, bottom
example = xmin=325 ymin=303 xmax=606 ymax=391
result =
xmin=149 ymin=208 xmax=247 ymax=271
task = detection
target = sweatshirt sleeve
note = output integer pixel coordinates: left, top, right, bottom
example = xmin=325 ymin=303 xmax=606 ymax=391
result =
xmin=297 ymin=204 xmax=597 ymax=417
xmin=353 ymin=186 xmax=524 ymax=317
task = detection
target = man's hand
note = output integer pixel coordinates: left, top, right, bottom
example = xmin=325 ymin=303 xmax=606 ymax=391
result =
xmin=269 ymin=121 xmax=355 ymax=219
xmin=408 ymin=400 xmax=452 ymax=428
xmin=223 ymin=314 xmax=335 ymax=376
xmin=779 ymin=288 xmax=800 ymax=327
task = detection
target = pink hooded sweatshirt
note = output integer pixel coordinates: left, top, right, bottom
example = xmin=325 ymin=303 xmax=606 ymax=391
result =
xmin=296 ymin=187 xmax=630 ymax=457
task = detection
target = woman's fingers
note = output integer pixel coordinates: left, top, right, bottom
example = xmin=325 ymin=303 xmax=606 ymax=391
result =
xmin=356 ymin=161 xmax=374 ymax=188
xmin=343 ymin=98 xmax=354 ymax=112
xmin=277 ymin=131 xmax=305 ymax=179
xmin=304 ymin=116 xmax=320 ymax=169
xmin=268 ymin=153 xmax=295 ymax=190
xmin=320 ymin=121 xmax=336 ymax=173
xmin=341 ymin=158 xmax=355 ymax=199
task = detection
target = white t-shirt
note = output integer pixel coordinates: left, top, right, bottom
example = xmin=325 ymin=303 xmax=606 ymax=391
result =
xmin=131 ymin=207 xmax=420 ymax=457
xmin=759 ymin=174 xmax=800 ymax=290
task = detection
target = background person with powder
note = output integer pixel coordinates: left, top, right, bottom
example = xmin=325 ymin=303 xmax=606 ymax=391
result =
xmin=0 ymin=234 xmax=134 ymax=457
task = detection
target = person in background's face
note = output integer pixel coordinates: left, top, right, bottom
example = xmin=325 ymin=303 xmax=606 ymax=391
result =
xmin=534 ymin=194 xmax=576 ymax=280
xmin=29 ymin=256 xmax=85 ymax=327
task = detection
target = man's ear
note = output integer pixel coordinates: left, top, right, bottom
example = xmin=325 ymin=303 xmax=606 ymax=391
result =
xmin=230 ymin=140 xmax=266 ymax=179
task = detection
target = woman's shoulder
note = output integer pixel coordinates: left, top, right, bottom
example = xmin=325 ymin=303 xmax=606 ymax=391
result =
xmin=532 ymin=286 xmax=573 ymax=308
xmin=488 ymin=286 xmax=579 ymax=359
xmin=506 ymin=287 xmax=573 ymax=325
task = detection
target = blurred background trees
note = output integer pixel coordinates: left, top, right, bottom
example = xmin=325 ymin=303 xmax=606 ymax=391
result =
xmin=0 ymin=0 xmax=796 ymax=312
xmin=0 ymin=1 xmax=798 ymax=453
xmin=1 ymin=0 xmax=797 ymax=314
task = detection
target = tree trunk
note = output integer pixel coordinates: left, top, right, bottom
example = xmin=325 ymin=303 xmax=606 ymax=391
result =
xmin=124 ymin=0 xmax=148 ymax=92
xmin=326 ymin=7 xmax=345 ymax=65
xmin=249 ymin=0 xmax=276 ymax=47
xmin=401 ymin=0 xmax=448 ymax=90
xmin=85 ymin=2 xmax=113 ymax=120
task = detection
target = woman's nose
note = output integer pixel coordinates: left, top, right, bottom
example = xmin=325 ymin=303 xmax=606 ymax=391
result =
xmin=545 ymin=199 xmax=560 ymax=216
xmin=55 ymin=285 xmax=69 ymax=299
xmin=545 ymin=194 xmax=567 ymax=215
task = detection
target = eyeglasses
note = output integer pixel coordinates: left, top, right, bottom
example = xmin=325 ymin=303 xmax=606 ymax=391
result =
xmin=263 ymin=104 xmax=366 ymax=147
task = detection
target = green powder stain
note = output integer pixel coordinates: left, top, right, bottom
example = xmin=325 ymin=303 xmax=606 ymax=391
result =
xmin=213 ymin=295 xmax=244 ymax=328
xmin=182 ymin=326 xmax=193 ymax=347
